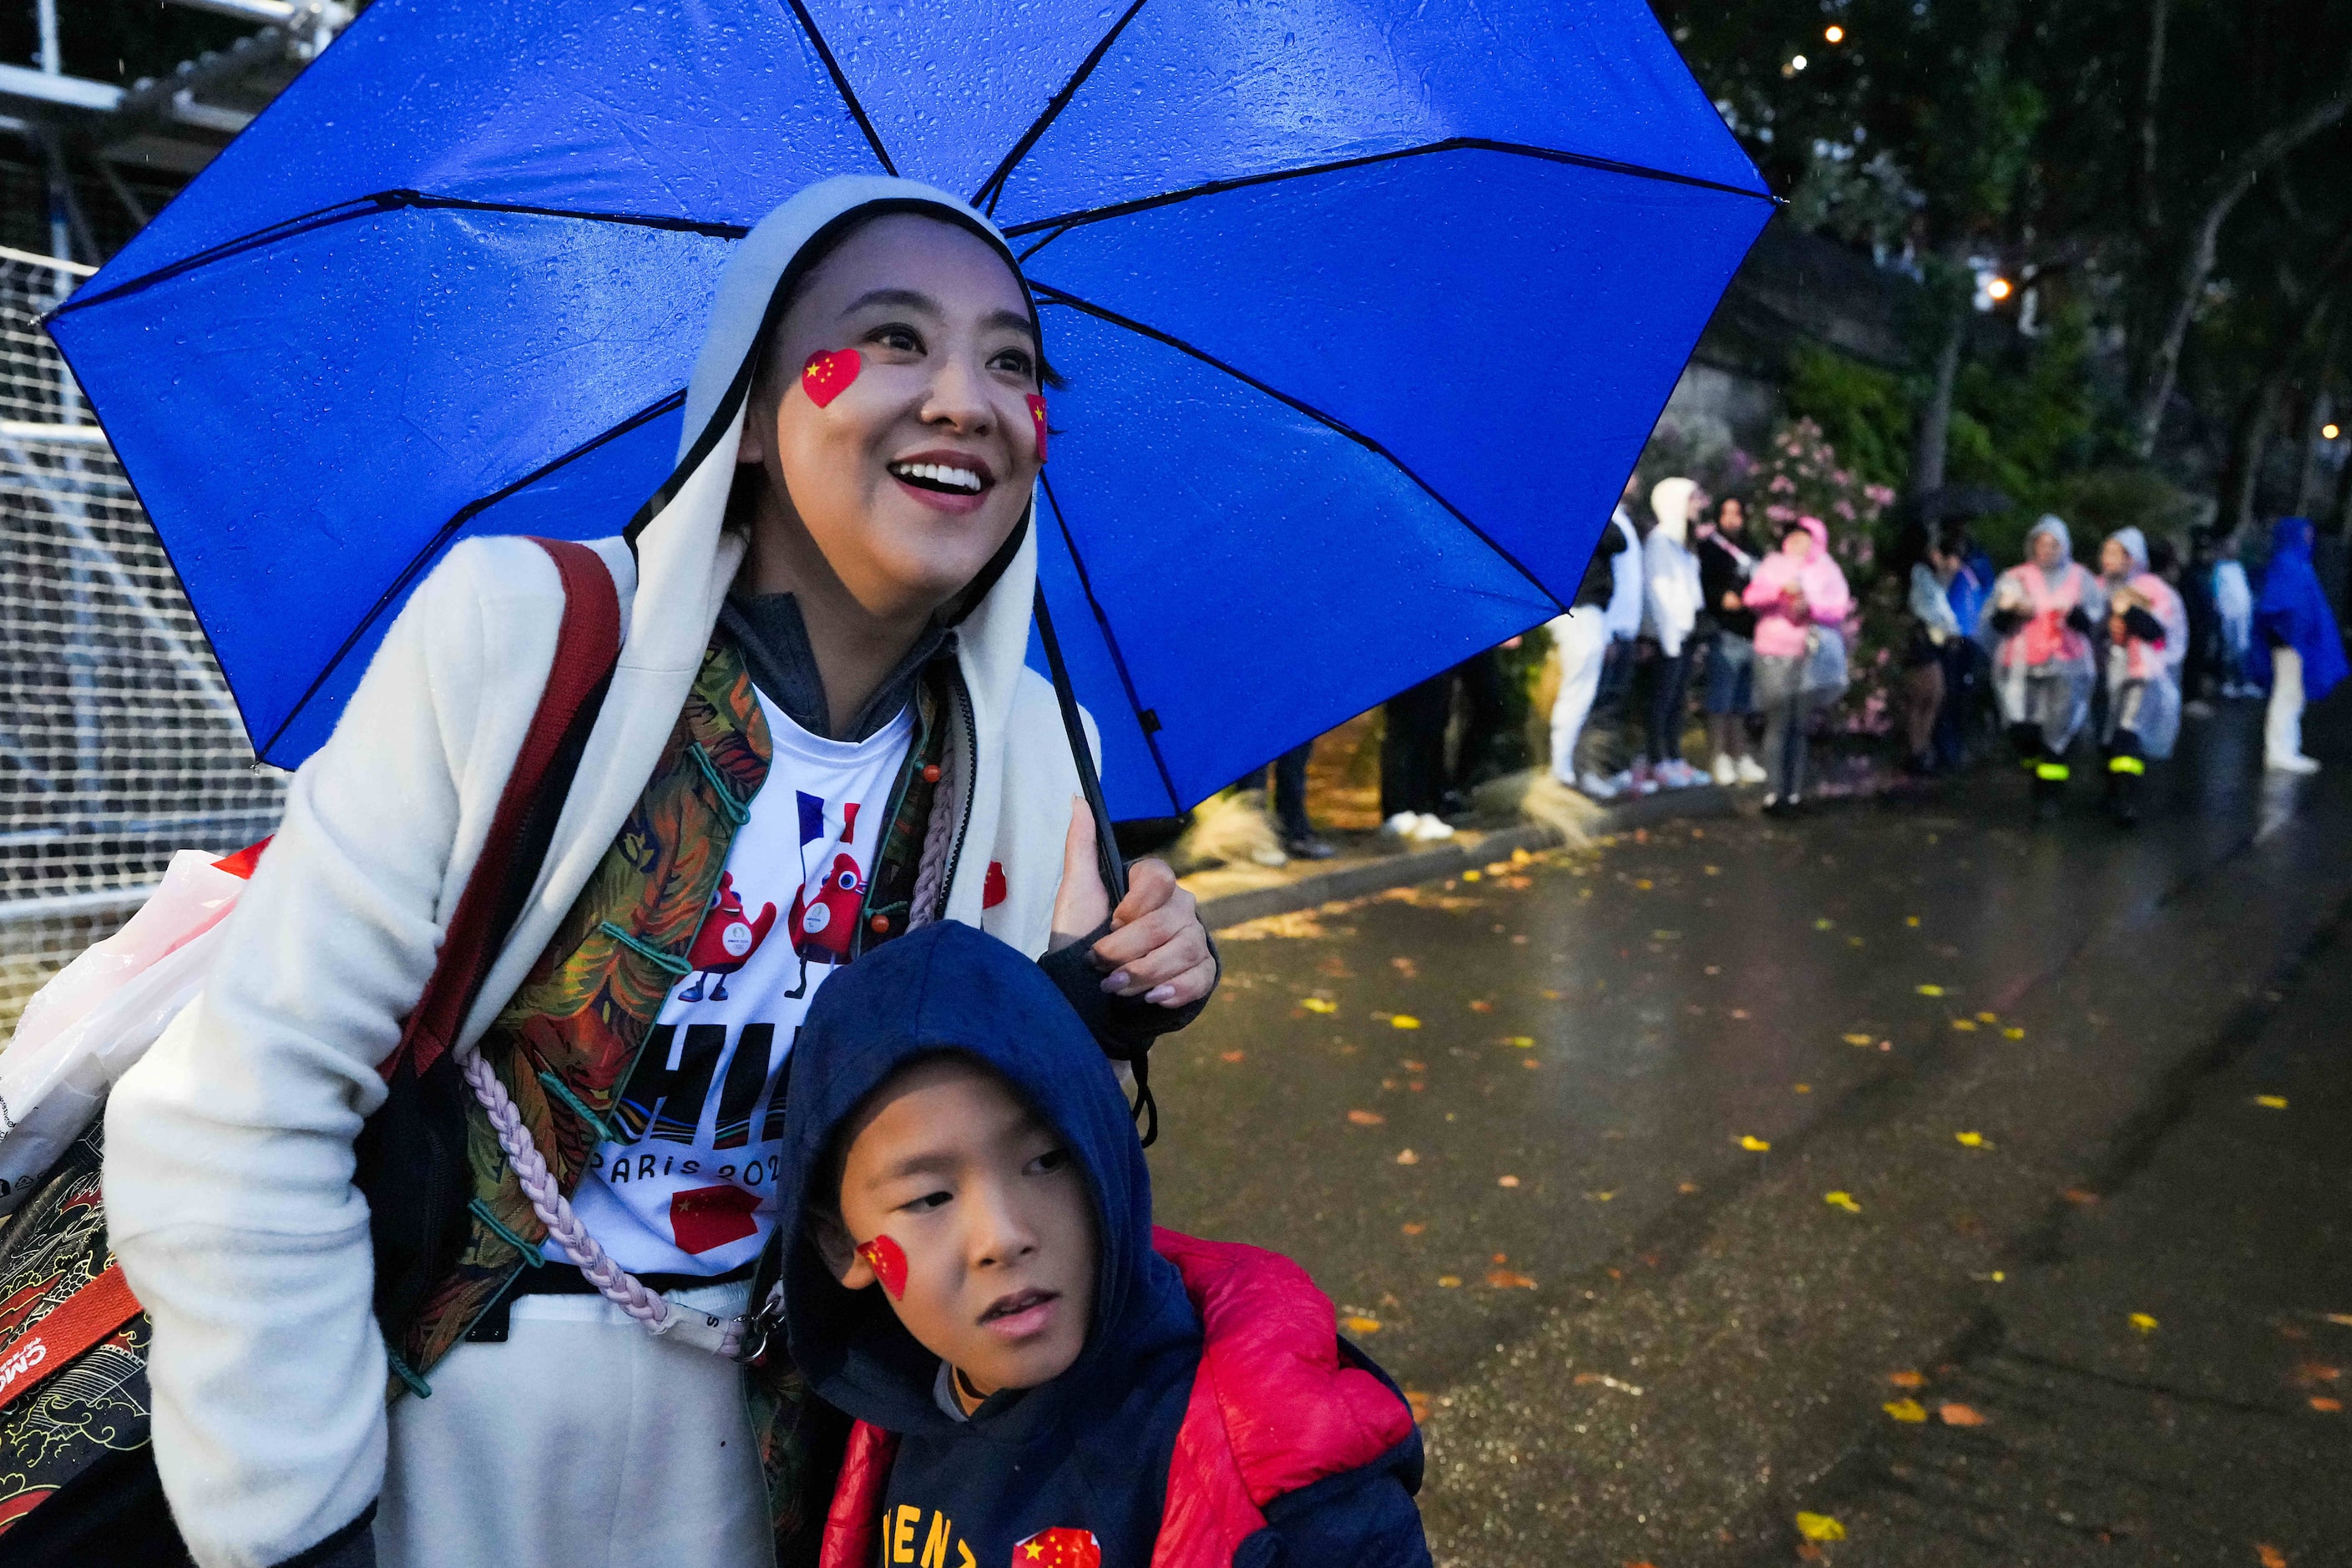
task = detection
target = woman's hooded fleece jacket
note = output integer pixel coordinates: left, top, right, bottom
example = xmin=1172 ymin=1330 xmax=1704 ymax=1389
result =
xmin=1743 ymin=517 xmax=1851 ymax=660
xmin=776 ymin=922 xmax=1430 ymax=1568
xmin=104 ymin=176 xmax=1120 ymax=1568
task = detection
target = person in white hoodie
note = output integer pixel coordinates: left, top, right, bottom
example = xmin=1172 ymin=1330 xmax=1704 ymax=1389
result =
xmin=1635 ymin=477 xmax=1707 ymax=789
xmin=102 ymin=178 xmax=1216 ymax=1568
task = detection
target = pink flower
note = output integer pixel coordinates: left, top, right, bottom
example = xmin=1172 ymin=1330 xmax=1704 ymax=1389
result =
xmin=1768 ymin=473 xmax=1797 ymax=493
xmin=1765 ymin=503 xmax=1798 ymax=522
xmin=1834 ymin=499 xmax=1856 ymax=520
xmin=1865 ymin=484 xmax=1896 ymax=508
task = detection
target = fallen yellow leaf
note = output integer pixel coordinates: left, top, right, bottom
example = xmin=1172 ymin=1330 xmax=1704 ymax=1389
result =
xmin=1795 ymin=1512 xmax=1846 ymax=1543
xmin=1404 ymin=1388 xmax=1434 ymax=1424
xmin=1437 ymin=1275 xmax=1462 ymax=1287
xmin=2004 ymin=1027 xmax=2026 ymax=1039
xmin=1497 ymin=1174 xmax=1521 ymax=1188
xmin=2255 ymin=1095 xmax=2289 ymax=1110
xmin=1677 ymin=1181 xmax=1701 ymax=1194
xmin=1843 ymin=1032 xmax=1874 ymax=1045
xmin=1348 ymin=1109 xmax=1387 ymax=1126
xmin=1505 ymin=1035 xmax=1535 ymax=1047
xmin=2130 ymin=1313 xmax=2158 ymax=1333
xmin=1888 ymin=1369 xmax=1925 ymax=1388
xmin=1390 ymin=1015 xmax=1422 ymax=1030
xmin=1341 ymin=1315 xmax=1382 ymax=1334
xmin=1586 ymin=1190 xmax=1616 ymax=1201
xmin=1486 ymin=1267 xmax=1538 ymax=1289
xmin=1395 ymin=1149 xmax=1419 ymax=1165
xmin=1301 ymin=997 xmax=1338 ymax=1014
xmin=1704 ymin=864 xmax=1721 ymax=875
xmin=1955 ymin=1131 xmax=1985 ymax=1147
xmin=2257 ymin=1545 xmax=2288 ymax=1568
xmin=1220 ymin=1050 xmax=1246 ymax=1063
xmin=1400 ymin=1222 xmax=1426 ymax=1236
xmin=2312 ymin=1397 xmax=2344 ymax=1413
xmin=1937 ymin=1402 xmax=1986 ymax=1427
xmin=1906 ymin=915 xmax=1920 ymax=926
xmin=1952 ymin=1019 xmax=1978 ymax=1031
xmin=1794 ymin=1083 xmax=1812 ymax=1094
xmin=1883 ymin=1398 xmax=1927 ymax=1423
xmin=1825 ymin=1191 xmax=1862 ymax=1213
xmin=1460 ymin=869 xmax=1482 ymax=882
xmin=1738 ymin=1135 xmax=1771 ymax=1152
xmin=1814 ymin=918 xmax=1835 ymax=930
xmin=1917 ymin=984 xmax=1945 ymax=997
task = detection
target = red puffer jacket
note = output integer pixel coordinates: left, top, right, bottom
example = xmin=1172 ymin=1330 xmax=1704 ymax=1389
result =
xmin=818 ymin=1227 xmax=1419 ymax=1568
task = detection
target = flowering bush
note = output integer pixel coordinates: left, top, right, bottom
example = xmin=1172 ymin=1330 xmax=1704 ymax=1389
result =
xmin=1748 ymin=417 xmax=1900 ymax=734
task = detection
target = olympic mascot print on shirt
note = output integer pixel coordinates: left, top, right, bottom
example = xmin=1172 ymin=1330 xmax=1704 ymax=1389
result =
xmin=563 ymin=697 xmax=913 ymax=1276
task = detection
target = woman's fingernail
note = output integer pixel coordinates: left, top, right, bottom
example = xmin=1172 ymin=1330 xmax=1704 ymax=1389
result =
xmin=1101 ymin=971 xmax=1131 ymax=992
xmin=1145 ymin=984 xmax=1176 ymax=1005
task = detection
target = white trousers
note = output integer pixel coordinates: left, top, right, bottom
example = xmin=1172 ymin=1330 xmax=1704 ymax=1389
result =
xmin=1548 ymin=609 xmax=1610 ymax=783
xmin=377 ymin=1279 xmax=774 ymax=1568
xmin=2266 ymin=646 xmax=2307 ymax=765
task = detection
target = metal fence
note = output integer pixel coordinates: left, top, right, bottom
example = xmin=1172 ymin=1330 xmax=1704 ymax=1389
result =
xmin=0 ymin=245 xmax=285 ymax=1030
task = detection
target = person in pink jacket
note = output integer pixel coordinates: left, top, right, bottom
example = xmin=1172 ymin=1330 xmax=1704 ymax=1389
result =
xmin=1743 ymin=515 xmax=1853 ymax=810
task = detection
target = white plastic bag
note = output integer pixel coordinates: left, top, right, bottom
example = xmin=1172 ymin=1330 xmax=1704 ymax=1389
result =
xmin=0 ymin=847 xmax=255 ymax=1212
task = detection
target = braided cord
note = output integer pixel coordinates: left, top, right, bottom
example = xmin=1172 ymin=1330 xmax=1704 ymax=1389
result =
xmin=458 ymin=1049 xmax=670 ymax=1331
xmin=906 ymin=762 xmax=958 ymax=930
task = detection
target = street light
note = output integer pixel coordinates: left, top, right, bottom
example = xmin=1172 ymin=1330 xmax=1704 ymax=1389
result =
xmin=1985 ymin=276 xmax=2013 ymax=301
xmin=1825 ymin=25 xmax=1845 ymax=43
xmin=1792 ymin=53 xmax=1808 ymax=70
xmin=2327 ymin=422 xmax=2344 ymax=440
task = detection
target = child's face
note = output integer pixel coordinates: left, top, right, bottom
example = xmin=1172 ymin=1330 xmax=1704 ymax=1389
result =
xmin=830 ymin=1057 xmax=1096 ymax=1398
xmin=2100 ymin=539 xmax=2129 ymax=579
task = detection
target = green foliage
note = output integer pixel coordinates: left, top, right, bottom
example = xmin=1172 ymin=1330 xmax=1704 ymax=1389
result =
xmin=1784 ymin=345 xmax=1912 ymax=492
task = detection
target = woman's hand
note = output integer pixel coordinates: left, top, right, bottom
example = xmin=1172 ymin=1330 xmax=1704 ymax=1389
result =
xmin=1050 ymin=799 xmax=1216 ymax=1007
xmin=1722 ymin=589 xmax=1743 ymax=612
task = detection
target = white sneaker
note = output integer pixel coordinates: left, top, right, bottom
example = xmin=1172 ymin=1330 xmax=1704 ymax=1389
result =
xmin=1711 ymin=753 xmax=1737 ymax=787
xmin=1578 ymin=771 xmax=1620 ymax=801
xmin=1383 ymin=811 xmax=1420 ymax=837
xmin=2267 ymin=752 xmax=2322 ymax=775
xmin=1736 ymin=756 xmax=1768 ymax=785
xmin=1409 ymin=812 xmax=1458 ymax=841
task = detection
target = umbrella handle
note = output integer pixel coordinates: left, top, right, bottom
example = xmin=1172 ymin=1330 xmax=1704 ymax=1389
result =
xmin=1031 ymin=581 xmax=1127 ymax=905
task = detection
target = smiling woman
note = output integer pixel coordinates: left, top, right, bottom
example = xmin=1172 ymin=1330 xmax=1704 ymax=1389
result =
xmin=99 ymin=176 xmax=1216 ymax=1568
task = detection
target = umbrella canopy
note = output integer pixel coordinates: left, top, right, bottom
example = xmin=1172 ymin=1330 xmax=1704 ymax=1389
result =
xmin=50 ymin=0 xmax=1769 ymax=821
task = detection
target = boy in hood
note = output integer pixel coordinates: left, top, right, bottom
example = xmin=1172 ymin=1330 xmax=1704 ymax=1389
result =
xmin=776 ymin=921 xmax=1431 ymax=1568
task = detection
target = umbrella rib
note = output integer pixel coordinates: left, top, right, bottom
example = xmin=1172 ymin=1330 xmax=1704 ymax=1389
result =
xmin=1030 ymin=281 xmax=1565 ymax=615
xmin=781 ymin=0 xmax=898 ymax=177
xmin=1002 ymin=136 xmax=1775 ymax=246
xmin=1038 ymin=470 xmax=1184 ymax=817
xmin=969 ymin=0 xmax=1153 ymax=217
xmin=54 ymin=190 xmax=750 ymax=315
xmin=258 ymin=388 xmax=688 ymax=759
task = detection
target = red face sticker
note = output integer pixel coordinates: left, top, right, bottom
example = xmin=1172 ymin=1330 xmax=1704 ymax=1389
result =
xmin=857 ymin=1234 xmax=908 ymax=1300
xmin=983 ymin=861 xmax=1009 ymax=909
xmin=802 ymin=347 xmax=862 ymax=408
xmin=1026 ymin=393 xmax=1050 ymax=464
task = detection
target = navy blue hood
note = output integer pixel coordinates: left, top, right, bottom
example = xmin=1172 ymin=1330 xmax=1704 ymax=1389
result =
xmin=774 ymin=918 xmax=1196 ymax=1438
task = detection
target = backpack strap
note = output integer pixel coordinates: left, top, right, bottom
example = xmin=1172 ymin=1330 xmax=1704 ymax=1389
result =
xmin=0 ymin=1261 xmax=139 ymax=1415
xmin=383 ymin=538 xmax=621 ymax=1081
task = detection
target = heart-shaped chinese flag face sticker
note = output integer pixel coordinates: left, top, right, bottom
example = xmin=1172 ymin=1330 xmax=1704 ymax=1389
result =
xmin=1014 ymin=1527 xmax=1101 ymax=1568
xmin=857 ymin=1234 xmax=908 ymax=1300
xmin=1026 ymin=393 xmax=1049 ymax=464
xmin=802 ymin=347 xmax=862 ymax=408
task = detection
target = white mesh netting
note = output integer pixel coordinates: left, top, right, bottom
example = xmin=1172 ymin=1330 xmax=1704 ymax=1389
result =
xmin=1 ymin=245 xmax=286 ymax=1030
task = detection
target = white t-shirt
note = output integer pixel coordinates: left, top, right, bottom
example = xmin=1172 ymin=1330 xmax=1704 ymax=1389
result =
xmin=558 ymin=691 xmax=914 ymax=1277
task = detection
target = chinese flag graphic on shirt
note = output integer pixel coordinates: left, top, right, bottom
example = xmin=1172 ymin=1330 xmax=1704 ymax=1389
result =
xmin=1013 ymin=1529 xmax=1100 ymax=1568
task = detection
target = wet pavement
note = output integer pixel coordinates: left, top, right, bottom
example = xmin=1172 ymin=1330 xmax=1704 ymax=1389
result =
xmin=1141 ymin=695 xmax=2352 ymax=1566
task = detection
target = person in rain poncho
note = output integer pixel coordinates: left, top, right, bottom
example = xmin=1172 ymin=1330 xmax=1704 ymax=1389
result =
xmin=2095 ymin=526 xmax=2188 ymax=823
xmin=2249 ymin=514 xmax=2347 ymax=773
xmin=1743 ymin=514 xmax=1851 ymax=811
xmin=102 ymin=177 xmax=1218 ymax=1568
xmin=2213 ymin=532 xmax=2257 ymax=697
xmin=1636 ymin=477 xmax=1707 ymax=789
xmin=1984 ymin=514 xmax=2106 ymax=817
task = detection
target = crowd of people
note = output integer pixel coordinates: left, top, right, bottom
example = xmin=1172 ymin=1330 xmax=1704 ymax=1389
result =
xmin=1536 ymin=478 xmax=2344 ymax=826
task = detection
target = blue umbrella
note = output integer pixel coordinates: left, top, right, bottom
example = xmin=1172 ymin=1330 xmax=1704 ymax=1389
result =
xmin=50 ymin=0 xmax=1768 ymax=822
